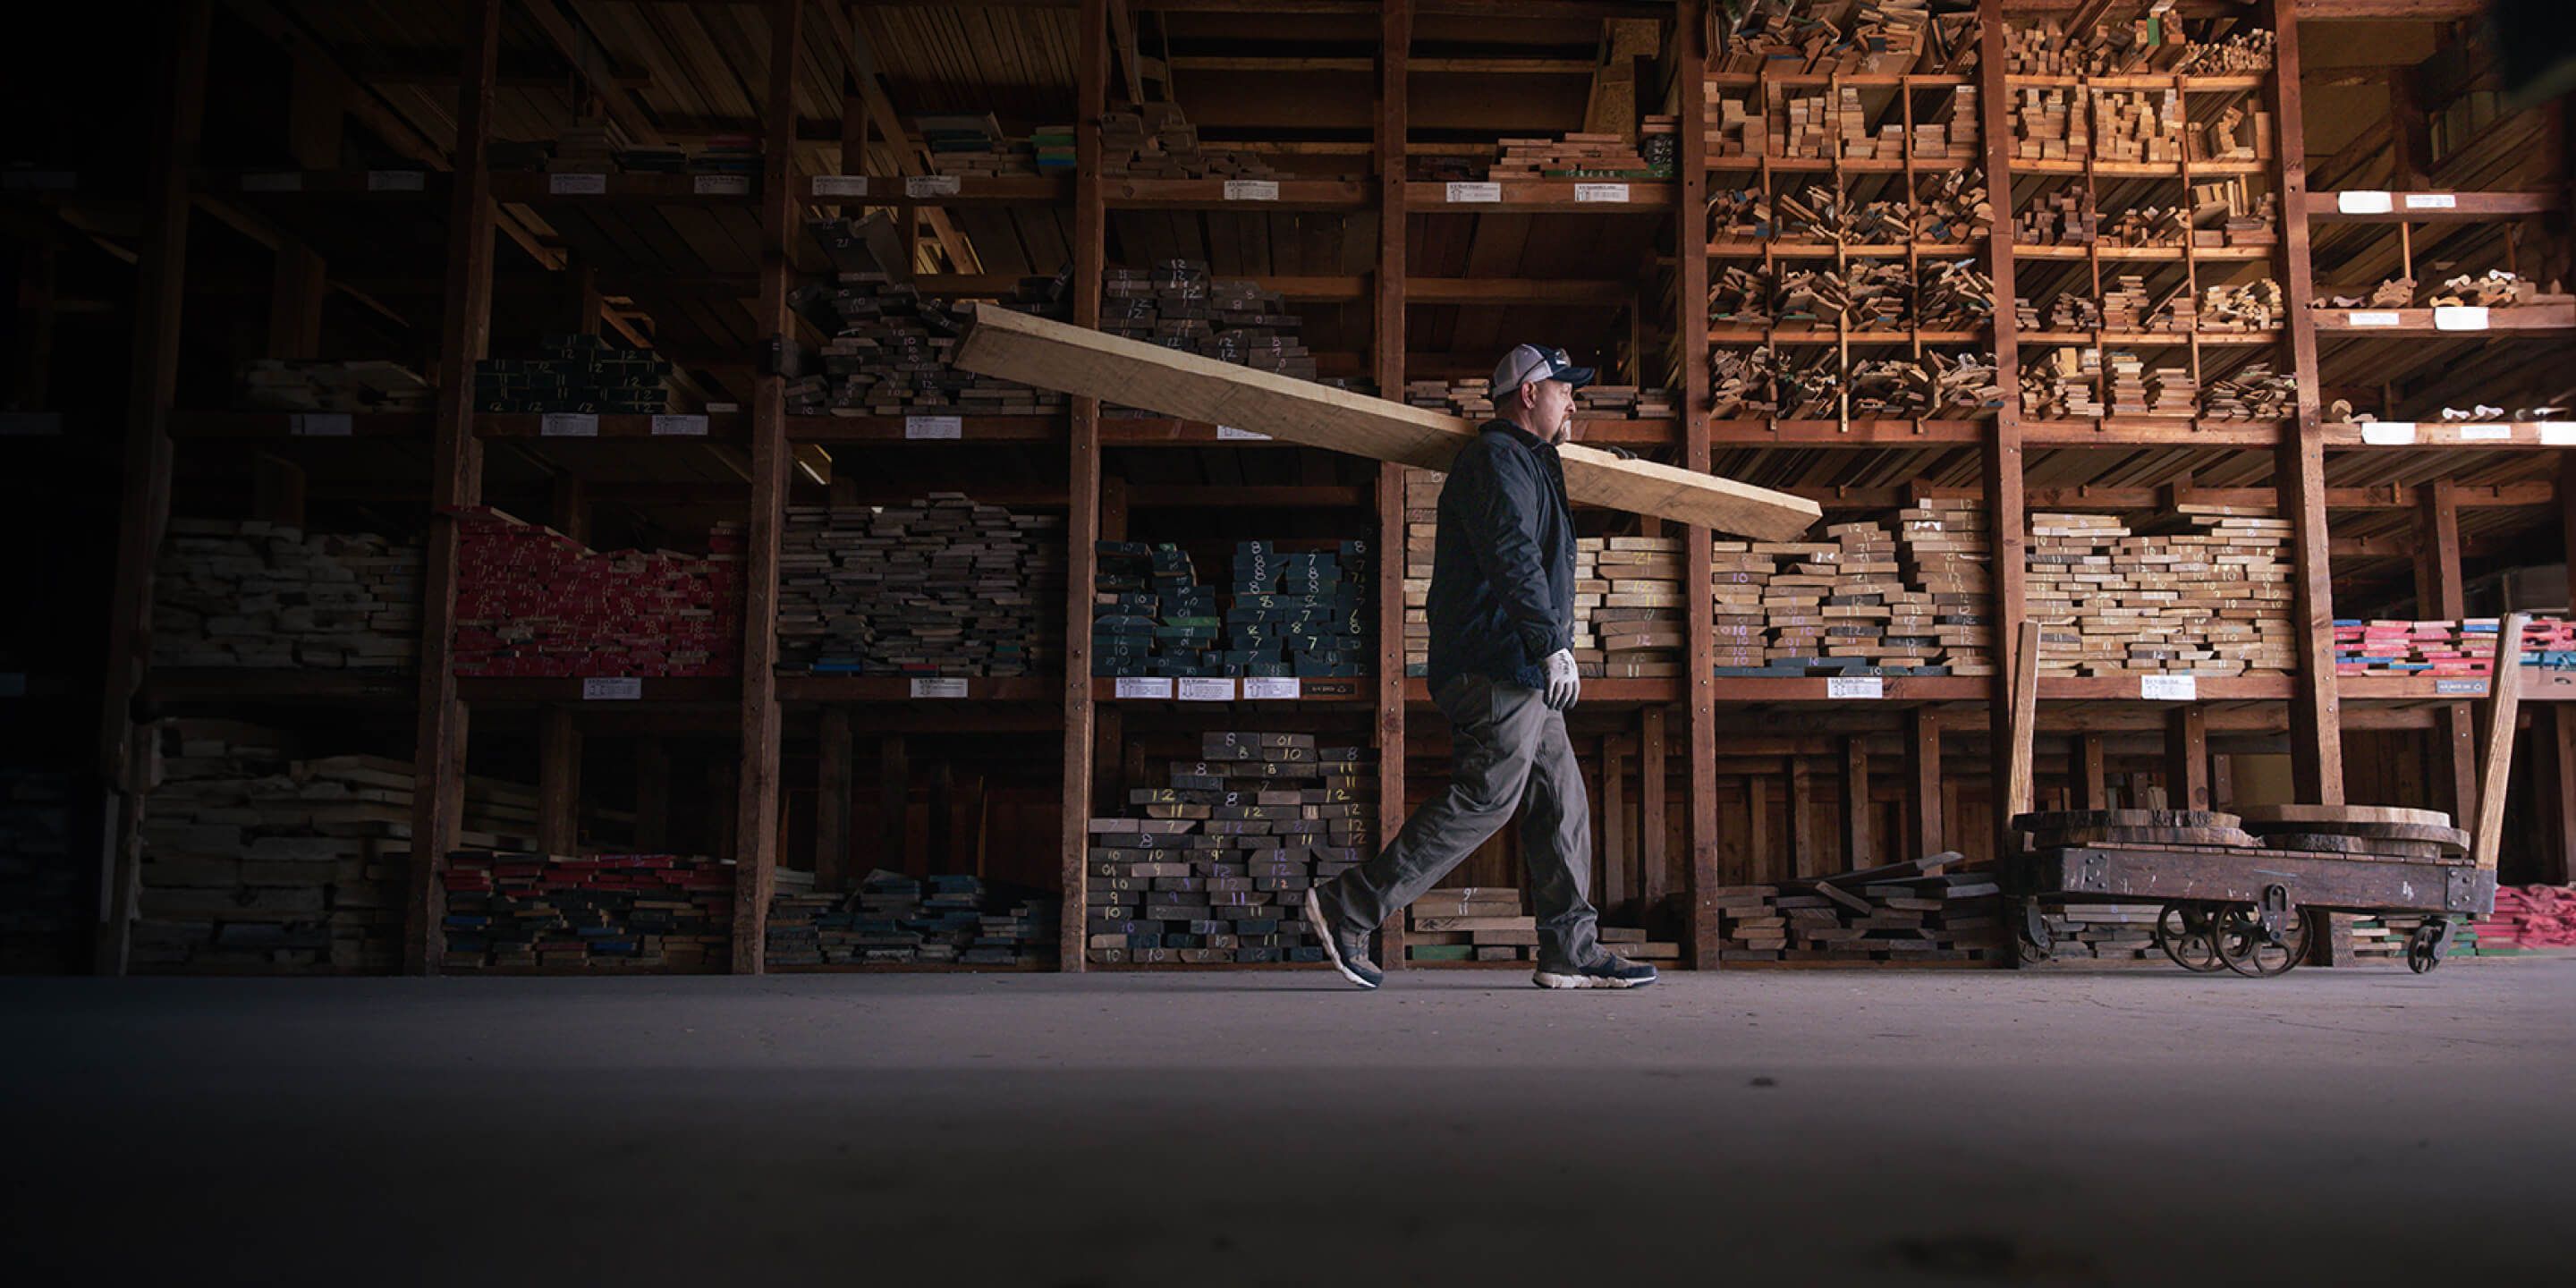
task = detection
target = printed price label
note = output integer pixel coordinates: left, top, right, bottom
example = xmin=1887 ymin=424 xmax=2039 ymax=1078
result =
xmin=2434 ymin=679 xmax=2487 ymax=696
xmin=1573 ymin=182 xmax=1630 ymax=203
xmin=813 ymin=174 xmax=869 ymax=198
xmin=650 ymin=414 xmax=708 ymax=436
xmin=366 ymin=170 xmax=425 ymax=192
xmin=1445 ymin=182 xmax=1502 ymax=203
xmin=693 ymin=174 xmax=750 ymax=196
xmin=2346 ymin=310 xmax=2402 ymax=327
xmin=581 ymin=677 xmax=642 ymax=700
xmin=1177 ymin=677 xmax=1236 ymax=701
xmin=241 ymin=172 xmax=301 ymax=192
xmin=547 ymin=172 xmax=608 ymax=195
xmin=2335 ymin=190 xmax=2393 ymax=215
xmin=903 ymin=174 xmax=960 ymax=198
xmin=1114 ymin=677 xmax=1174 ymax=699
xmin=2432 ymin=305 xmax=2490 ymax=331
xmin=910 ymin=678 xmax=970 ymax=699
xmin=2359 ymin=422 xmax=2417 ymax=445
xmin=1242 ymin=677 xmax=1302 ymax=699
xmin=2402 ymin=192 xmax=2458 ymax=209
xmin=1826 ymin=675 xmax=1884 ymax=699
xmin=2457 ymin=424 xmax=2512 ymax=441
xmin=2538 ymin=422 xmax=2576 ymax=445
xmin=540 ymin=412 xmax=598 ymax=437
xmin=1223 ymin=180 xmax=1280 ymax=201
xmin=2141 ymin=674 xmax=2198 ymax=701
xmin=0 ymin=413 xmax=63 ymax=436
xmin=290 ymin=413 xmax=353 ymax=437
xmin=1215 ymin=425 xmax=1270 ymax=441
xmin=904 ymin=414 xmax=962 ymax=440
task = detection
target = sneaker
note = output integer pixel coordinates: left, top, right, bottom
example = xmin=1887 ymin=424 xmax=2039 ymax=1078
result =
xmin=1532 ymin=954 xmax=1658 ymax=990
xmin=1303 ymin=887 xmax=1382 ymax=989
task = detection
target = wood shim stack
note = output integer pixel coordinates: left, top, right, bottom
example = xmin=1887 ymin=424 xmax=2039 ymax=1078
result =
xmin=765 ymin=869 xmax=1059 ymax=967
xmin=786 ymin=264 xmax=1069 ymax=416
xmin=776 ymin=494 xmax=1065 ymax=677
xmin=1099 ymin=101 xmax=1276 ymax=179
xmin=2026 ymin=508 xmax=2296 ymax=675
xmin=450 ymin=508 xmax=744 ymax=678
xmin=153 ymin=519 xmax=422 ymax=671
xmin=1098 ymin=260 xmax=1364 ymax=393
xmin=1712 ymin=503 xmax=1993 ymax=677
xmin=441 ymin=852 xmax=733 ymax=971
xmin=1714 ymin=853 xmax=2004 ymax=962
xmin=0 ymin=771 xmax=77 ymax=972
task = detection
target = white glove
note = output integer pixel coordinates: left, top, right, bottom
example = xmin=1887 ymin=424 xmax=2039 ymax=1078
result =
xmin=1542 ymin=648 xmax=1580 ymax=711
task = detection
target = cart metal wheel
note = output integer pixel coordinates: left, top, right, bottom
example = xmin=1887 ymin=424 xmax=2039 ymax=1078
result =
xmin=2155 ymin=902 xmax=2224 ymax=973
xmin=2014 ymin=899 xmax=2054 ymax=963
xmin=2407 ymin=921 xmax=2448 ymax=974
xmin=2213 ymin=902 xmax=2308 ymax=978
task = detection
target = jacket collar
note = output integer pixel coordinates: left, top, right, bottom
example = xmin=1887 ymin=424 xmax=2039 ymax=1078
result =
xmin=1481 ymin=417 xmax=1553 ymax=452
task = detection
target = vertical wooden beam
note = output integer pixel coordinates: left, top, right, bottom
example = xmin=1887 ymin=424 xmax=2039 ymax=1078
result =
xmin=1746 ymin=772 xmax=1770 ymax=884
xmin=1907 ymin=708 xmax=1941 ymax=858
xmin=1787 ymin=757 xmax=1816 ymax=879
xmin=537 ymin=708 xmax=580 ymax=856
xmin=2267 ymin=0 xmax=2342 ymax=806
xmin=815 ymin=707 xmax=852 ymax=887
xmin=2077 ymin=734 xmax=2107 ymax=809
xmin=880 ymin=733 xmax=911 ymax=870
xmin=1603 ymin=736 xmax=1628 ymax=913
xmin=1059 ymin=0 xmax=1109 ymax=971
xmin=1978 ymin=0 xmax=2028 ymax=860
xmin=1374 ymin=0 xmax=1412 ymax=967
xmin=1640 ymin=704 xmax=1668 ymax=905
xmin=634 ymin=740 xmax=671 ymax=850
xmin=1677 ymin=0 xmax=1721 ymax=968
xmin=2472 ymin=614 xmax=2529 ymax=874
xmin=2420 ymin=478 xmax=2477 ymax=819
xmin=2165 ymin=706 xmax=2210 ymax=811
xmin=1840 ymin=735 xmax=1870 ymax=869
xmin=397 ymin=0 xmax=499 ymax=976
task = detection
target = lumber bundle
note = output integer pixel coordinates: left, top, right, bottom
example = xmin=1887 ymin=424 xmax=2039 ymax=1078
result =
xmin=1489 ymin=131 xmax=1659 ymax=180
xmin=2020 ymin=346 xmax=2105 ymax=418
xmin=765 ymin=868 xmax=1059 ymax=967
xmin=235 ymin=359 xmax=431 ymax=413
xmin=2199 ymin=362 xmax=2296 ymax=420
xmin=440 ymin=852 xmax=733 ymax=971
xmin=2026 ymin=509 xmax=2296 ymax=676
xmin=786 ymin=263 xmax=1069 ymax=416
xmin=1099 ymin=101 xmax=1277 ymax=179
xmin=1094 ymin=539 xmax=1370 ymax=680
xmin=152 ymin=519 xmax=422 ymax=671
xmin=1714 ymin=508 xmax=1991 ymax=676
xmin=473 ymin=334 xmax=672 ymax=414
xmin=1713 ymin=1 xmax=1981 ymax=76
xmin=776 ymin=494 xmax=1065 ymax=677
xmin=1713 ymin=853 xmax=2003 ymax=962
xmin=1084 ymin=732 xmax=1377 ymax=965
xmin=914 ymin=112 xmax=1075 ymax=176
xmin=2335 ymin=617 xmax=2571 ymax=676
xmin=450 ymin=507 xmax=744 ymax=678
xmin=1405 ymin=886 xmax=1533 ymax=962
xmin=0 ymin=770 xmax=76 ymax=972
xmin=1402 ymin=379 xmax=1677 ymax=422
xmin=1401 ymin=471 xmax=1678 ymax=679
xmin=2015 ymin=189 xmax=2095 ymax=245
xmin=1098 ymin=260 xmax=1357 ymax=391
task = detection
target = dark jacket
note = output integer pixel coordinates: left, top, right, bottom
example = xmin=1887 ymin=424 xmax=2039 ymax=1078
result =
xmin=1426 ymin=419 xmax=1577 ymax=695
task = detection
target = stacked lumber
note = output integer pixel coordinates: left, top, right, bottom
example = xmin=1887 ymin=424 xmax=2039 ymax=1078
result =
xmin=2199 ymin=279 xmax=2284 ymax=332
xmin=1099 ymin=261 xmax=1327 ymax=386
xmin=1714 ymin=1 xmax=1981 ymax=76
xmin=450 ymin=508 xmax=744 ymax=678
xmin=2332 ymin=620 xmax=2493 ymax=678
xmin=2026 ymin=509 xmax=2297 ymax=675
xmin=2012 ymin=87 xmax=2081 ymax=162
xmin=1918 ymin=258 xmax=1996 ymax=327
xmin=1402 ymin=380 xmax=1677 ymax=422
xmin=1489 ymin=131 xmax=1657 ymax=179
xmin=2488 ymin=617 xmax=2576 ymax=672
xmin=1712 ymin=511 xmax=1989 ymax=676
xmin=2187 ymin=104 xmax=2268 ymax=163
xmin=2095 ymin=89 xmax=2184 ymax=165
xmin=2032 ymin=904 xmax=2163 ymax=962
xmin=1093 ymin=541 xmax=1217 ymax=677
xmin=473 ymin=334 xmax=671 ymax=414
xmin=1705 ymin=95 xmax=1767 ymax=157
xmin=786 ymin=266 xmax=1069 ymax=416
xmin=1584 ymin=536 xmax=1688 ymax=680
xmin=2470 ymin=886 xmax=2576 ymax=952
xmin=441 ymin=852 xmax=733 ymax=971
xmin=914 ymin=113 xmax=1073 ymax=176
xmin=1714 ymin=853 xmax=2003 ymax=962
xmin=1228 ymin=540 xmax=1372 ymax=680
xmin=1913 ymin=168 xmax=1993 ymax=242
xmin=2004 ymin=17 xmax=2275 ymax=76
xmin=235 ymin=359 xmax=431 ymax=413
xmin=1894 ymin=498 xmax=1996 ymax=674
xmin=765 ymin=868 xmax=1058 ymax=967
xmin=1641 ymin=114 xmax=1679 ymax=173
xmin=2199 ymin=362 xmax=2296 ymax=420
xmin=1712 ymin=346 xmax=1999 ymax=419
xmin=1084 ymin=732 xmax=1377 ymax=965
xmin=1405 ymin=886 xmax=1534 ymax=962
xmin=0 ymin=770 xmax=77 ymax=972
xmin=546 ymin=118 xmax=629 ymax=174
xmin=2016 ymin=189 xmax=2097 ymax=245
xmin=1099 ymin=101 xmax=1276 ymax=179
xmin=2020 ymin=347 xmax=2105 ymax=418
xmin=775 ymin=494 xmax=1065 ymax=677
xmin=2172 ymin=30 xmax=2278 ymax=76
xmin=1706 ymin=346 xmax=1783 ymax=418
xmin=152 ymin=519 xmax=422 ymax=671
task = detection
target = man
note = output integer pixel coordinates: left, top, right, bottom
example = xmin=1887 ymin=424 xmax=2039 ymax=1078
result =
xmin=1303 ymin=344 xmax=1659 ymax=991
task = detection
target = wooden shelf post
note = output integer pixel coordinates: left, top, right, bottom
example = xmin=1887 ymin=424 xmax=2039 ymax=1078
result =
xmin=1978 ymin=0 xmax=2029 ymax=854
xmin=1679 ymin=0 xmax=1722 ymax=967
xmin=1374 ymin=0 xmax=1413 ymax=967
xmin=1058 ymin=0 xmax=1108 ymax=971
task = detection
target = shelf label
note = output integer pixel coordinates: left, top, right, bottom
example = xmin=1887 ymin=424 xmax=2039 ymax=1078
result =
xmin=581 ymin=677 xmax=642 ymax=701
xmin=2402 ymin=192 xmax=2458 ymax=210
xmin=1445 ymin=182 xmax=1502 ymax=203
xmin=0 ymin=673 xmax=24 ymax=699
xmin=1114 ymin=676 xmax=1174 ymax=699
xmin=1573 ymin=182 xmax=1630 ymax=204
xmin=904 ymin=414 xmax=962 ymax=440
xmin=2432 ymin=305 xmax=2489 ymax=331
xmin=2457 ymin=424 xmax=2512 ymax=441
xmin=366 ymin=170 xmax=425 ymax=192
xmin=1826 ymin=675 xmax=1884 ymax=699
xmin=909 ymin=677 xmax=970 ymax=699
xmin=0 ymin=412 xmax=64 ymax=436
xmin=290 ymin=413 xmax=353 ymax=437
xmin=241 ymin=171 xmax=301 ymax=192
xmin=2140 ymin=674 xmax=2198 ymax=701
xmin=540 ymin=412 xmax=599 ymax=437
xmin=547 ymin=172 xmax=607 ymax=195
xmin=1242 ymin=677 xmax=1302 ymax=699
xmin=813 ymin=174 xmax=869 ymax=198
xmin=2434 ymin=679 xmax=2487 ymax=696
xmin=1223 ymin=180 xmax=1280 ymax=201
xmin=2345 ymin=310 xmax=2401 ymax=327
xmin=1177 ymin=677 xmax=1236 ymax=701
xmin=2359 ymin=422 xmax=2417 ymax=445
xmin=650 ymin=413 xmax=708 ymax=436
xmin=2335 ymin=190 xmax=2393 ymax=215
xmin=1214 ymin=424 xmax=1270 ymax=441
xmin=2538 ymin=422 xmax=2576 ymax=445
xmin=693 ymin=174 xmax=750 ymax=197
xmin=903 ymin=174 xmax=961 ymax=198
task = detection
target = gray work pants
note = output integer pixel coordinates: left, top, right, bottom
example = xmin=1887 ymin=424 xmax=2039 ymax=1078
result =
xmin=1322 ymin=672 xmax=1602 ymax=970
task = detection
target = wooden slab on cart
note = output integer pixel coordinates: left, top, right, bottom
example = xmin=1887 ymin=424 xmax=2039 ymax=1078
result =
xmin=2029 ymin=825 xmax=2258 ymax=849
xmin=2013 ymin=809 xmax=2243 ymax=831
xmin=2242 ymin=819 xmax=2470 ymax=852
xmin=2258 ymin=833 xmax=2447 ymax=860
xmin=2236 ymin=804 xmax=2454 ymax=828
xmin=954 ymin=303 xmax=1822 ymax=539
xmin=2028 ymin=840 xmax=2472 ymax=868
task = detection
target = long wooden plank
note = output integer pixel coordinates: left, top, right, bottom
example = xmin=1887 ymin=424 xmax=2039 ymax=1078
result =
xmin=951 ymin=305 xmax=1822 ymax=540
xmin=2004 ymin=619 xmax=2042 ymax=829
xmin=1979 ymin=0 xmax=2029 ymax=870
xmin=2472 ymin=614 xmax=2529 ymax=872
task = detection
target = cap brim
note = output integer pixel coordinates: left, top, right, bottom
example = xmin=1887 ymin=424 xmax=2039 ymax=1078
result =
xmin=1558 ymin=364 xmax=1596 ymax=389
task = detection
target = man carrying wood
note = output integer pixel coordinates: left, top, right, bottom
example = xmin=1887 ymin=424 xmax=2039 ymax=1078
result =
xmin=1304 ymin=345 xmax=1658 ymax=991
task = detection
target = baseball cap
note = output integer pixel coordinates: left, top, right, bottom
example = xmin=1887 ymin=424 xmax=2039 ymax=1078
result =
xmin=1490 ymin=343 xmax=1596 ymax=398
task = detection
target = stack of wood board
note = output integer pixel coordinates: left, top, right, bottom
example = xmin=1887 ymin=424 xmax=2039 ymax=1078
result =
xmin=914 ymin=113 xmax=1071 ymax=176
xmin=1402 ymin=473 xmax=1439 ymax=675
xmin=0 ymin=770 xmax=76 ymax=972
xmin=1704 ymin=94 xmax=1767 ymax=157
xmin=1098 ymin=101 xmax=1277 ymax=179
xmin=2020 ymin=347 xmax=2106 ymax=418
xmin=1489 ymin=131 xmax=1656 ymax=179
xmin=1084 ymin=732 xmax=1376 ymax=965
xmin=449 ymin=508 xmax=744 ymax=678
xmin=1716 ymin=1 xmax=1979 ymax=75
xmin=784 ymin=267 xmax=1068 ymax=416
xmin=1585 ymin=536 xmax=1687 ymax=680
xmin=1405 ymin=886 xmax=1533 ymax=962
xmin=2025 ymin=509 xmax=2296 ymax=675
xmin=1714 ymin=518 xmax=1986 ymax=676
xmin=1713 ymin=853 xmax=2003 ymax=962
xmin=2199 ymin=362 xmax=2296 ymax=420
xmin=1895 ymin=499 xmax=1996 ymax=674
xmin=1404 ymin=380 xmax=1676 ymax=422
xmin=152 ymin=519 xmax=422 ymax=670
xmin=775 ymin=495 xmax=1064 ymax=677
xmin=235 ymin=359 xmax=431 ymax=413
xmin=472 ymin=334 xmax=671 ymax=414
xmin=440 ymin=851 xmax=733 ymax=971
xmin=1093 ymin=541 xmax=1218 ymax=677
xmin=765 ymin=868 xmax=1059 ymax=967
xmin=2004 ymin=17 xmax=2275 ymax=76
xmin=2031 ymin=904 xmax=2163 ymax=962
xmin=2089 ymin=89 xmax=2182 ymax=164
xmin=1228 ymin=540 xmax=1372 ymax=680
xmin=2016 ymin=189 xmax=2097 ymax=245
xmin=2198 ymin=279 xmax=2284 ymax=332
xmin=1099 ymin=261 xmax=1337 ymax=389
xmin=2332 ymin=620 xmax=2493 ymax=678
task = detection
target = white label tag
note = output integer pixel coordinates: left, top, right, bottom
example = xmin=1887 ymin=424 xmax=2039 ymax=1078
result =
xmin=581 ymin=677 xmax=641 ymax=700
xmin=904 ymin=414 xmax=962 ymax=440
xmin=1825 ymin=675 xmax=1884 ymax=699
xmin=2538 ymin=422 xmax=2576 ymax=445
xmin=1113 ymin=676 xmax=1174 ymax=699
xmin=1445 ymin=182 xmax=1502 ymax=203
xmin=813 ymin=174 xmax=869 ymax=198
xmin=366 ymin=170 xmax=425 ymax=192
xmin=0 ymin=413 xmax=63 ymax=436
xmin=1223 ymin=180 xmax=1280 ymax=201
xmin=2434 ymin=679 xmax=2487 ymax=695
xmin=903 ymin=174 xmax=960 ymax=198
xmin=693 ymin=174 xmax=750 ymax=196
xmin=290 ymin=413 xmax=353 ymax=437
xmin=650 ymin=414 xmax=708 ymax=436
xmin=0 ymin=673 xmax=24 ymax=698
xmin=241 ymin=172 xmax=301 ymax=192
xmin=2360 ymin=422 xmax=2417 ymax=445
xmin=1573 ymin=182 xmax=1630 ymax=203
xmin=1214 ymin=425 xmax=1270 ymax=441
xmin=2457 ymin=424 xmax=2512 ymax=441
xmin=2141 ymin=674 xmax=2198 ymax=701
xmin=2347 ymin=310 xmax=2402 ymax=327
xmin=2433 ymin=306 xmax=2490 ymax=331
xmin=2335 ymin=190 xmax=2393 ymax=215
xmin=2402 ymin=192 xmax=2457 ymax=209
xmin=1177 ymin=677 xmax=1236 ymax=701
xmin=910 ymin=677 xmax=969 ymax=699
xmin=548 ymin=172 xmax=607 ymax=195
xmin=1242 ymin=677 xmax=1302 ymax=699
xmin=540 ymin=412 xmax=599 ymax=437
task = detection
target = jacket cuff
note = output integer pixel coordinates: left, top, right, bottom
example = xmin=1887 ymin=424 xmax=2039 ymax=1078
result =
xmin=1516 ymin=621 xmax=1556 ymax=665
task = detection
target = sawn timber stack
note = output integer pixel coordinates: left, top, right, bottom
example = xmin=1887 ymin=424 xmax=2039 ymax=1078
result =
xmin=953 ymin=303 xmax=1823 ymax=540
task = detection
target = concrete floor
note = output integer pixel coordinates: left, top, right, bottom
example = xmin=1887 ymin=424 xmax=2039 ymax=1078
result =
xmin=4 ymin=961 xmax=2570 ymax=1286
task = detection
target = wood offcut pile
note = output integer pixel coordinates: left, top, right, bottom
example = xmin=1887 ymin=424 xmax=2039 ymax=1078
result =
xmin=787 ymin=258 xmax=1069 ymax=416
xmin=1709 ymin=346 xmax=2001 ymax=419
xmin=450 ymin=508 xmax=744 ymax=678
xmin=236 ymin=359 xmax=431 ymax=413
xmin=1713 ymin=2 xmax=1982 ymax=77
xmin=1084 ymin=732 xmax=1376 ymax=965
xmin=776 ymin=495 xmax=1064 ymax=677
xmin=441 ymin=851 xmax=733 ymax=971
xmin=1403 ymin=887 xmax=1678 ymax=963
xmin=0 ymin=771 xmax=77 ymax=972
xmin=1711 ymin=503 xmax=1993 ymax=676
xmin=152 ymin=519 xmax=422 ymax=671
xmin=2003 ymin=17 xmax=2275 ymax=76
xmin=1715 ymin=852 xmax=2003 ymax=962
xmin=1099 ymin=101 xmax=1277 ymax=180
xmin=765 ymin=868 xmax=1058 ymax=967
xmin=1402 ymin=379 xmax=1678 ymax=422
xmin=2021 ymin=350 xmax=2292 ymax=419
xmin=2012 ymin=87 xmax=2189 ymax=165
xmin=1403 ymin=470 xmax=1682 ymax=679
xmin=1707 ymin=172 xmax=1990 ymax=246
xmin=2027 ymin=509 xmax=2295 ymax=676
